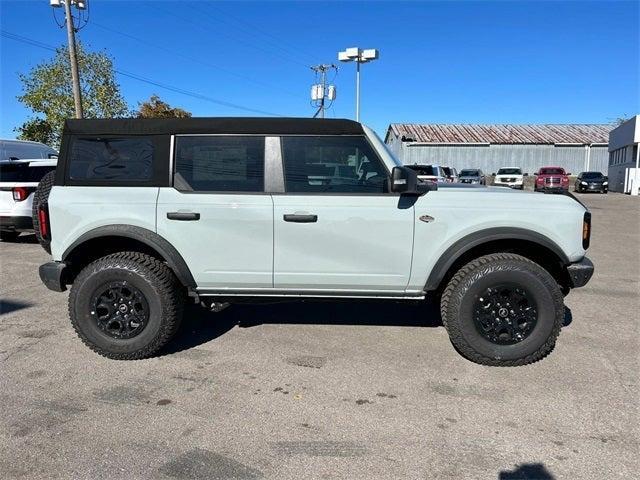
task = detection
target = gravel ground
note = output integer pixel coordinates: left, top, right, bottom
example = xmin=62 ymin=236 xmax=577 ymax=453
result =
xmin=0 ymin=192 xmax=638 ymax=480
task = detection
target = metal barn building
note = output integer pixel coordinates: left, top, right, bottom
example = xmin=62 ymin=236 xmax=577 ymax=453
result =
xmin=384 ymin=123 xmax=611 ymax=175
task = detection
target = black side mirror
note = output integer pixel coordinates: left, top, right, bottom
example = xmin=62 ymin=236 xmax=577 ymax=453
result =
xmin=491 ymin=172 xmax=496 ymax=176
xmin=390 ymin=166 xmax=436 ymax=195
xmin=524 ymin=173 xmax=529 ymax=177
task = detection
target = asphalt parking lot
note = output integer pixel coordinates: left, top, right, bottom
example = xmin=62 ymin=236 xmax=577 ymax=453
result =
xmin=0 ymin=192 xmax=638 ymax=480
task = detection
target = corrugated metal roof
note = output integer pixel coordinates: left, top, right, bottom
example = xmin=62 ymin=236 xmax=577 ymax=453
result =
xmin=387 ymin=123 xmax=611 ymax=145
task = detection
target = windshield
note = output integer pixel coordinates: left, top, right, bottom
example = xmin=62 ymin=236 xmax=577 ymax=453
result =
xmin=460 ymin=169 xmax=480 ymax=176
xmin=540 ymin=168 xmax=565 ymax=175
xmin=0 ymin=163 xmax=56 ymax=182
xmin=497 ymin=168 xmax=521 ymax=175
xmin=407 ymin=165 xmax=436 ymax=176
xmin=582 ymin=172 xmax=604 ymax=179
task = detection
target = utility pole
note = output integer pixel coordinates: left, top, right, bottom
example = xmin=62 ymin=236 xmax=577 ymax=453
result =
xmin=310 ymin=64 xmax=337 ymax=119
xmin=51 ymin=0 xmax=89 ymax=119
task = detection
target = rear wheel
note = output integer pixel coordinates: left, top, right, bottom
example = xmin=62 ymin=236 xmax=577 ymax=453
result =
xmin=440 ymin=253 xmax=563 ymax=366
xmin=69 ymin=252 xmax=183 ymax=360
xmin=32 ymin=170 xmax=55 ymax=254
xmin=0 ymin=231 xmax=19 ymax=242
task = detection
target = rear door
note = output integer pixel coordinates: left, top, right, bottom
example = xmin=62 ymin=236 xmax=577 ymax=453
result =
xmin=272 ymin=135 xmax=414 ymax=293
xmin=156 ymin=135 xmax=274 ymax=290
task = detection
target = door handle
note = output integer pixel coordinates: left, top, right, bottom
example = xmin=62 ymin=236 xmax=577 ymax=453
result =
xmin=283 ymin=214 xmax=318 ymax=223
xmin=167 ymin=212 xmax=200 ymax=221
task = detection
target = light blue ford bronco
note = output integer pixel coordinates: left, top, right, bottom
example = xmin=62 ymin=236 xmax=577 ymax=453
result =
xmin=36 ymin=118 xmax=594 ymax=366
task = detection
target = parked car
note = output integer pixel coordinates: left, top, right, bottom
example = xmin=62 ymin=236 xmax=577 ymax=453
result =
xmin=0 ymin=159 xmax=57 ymax=241
xmin=458 ymin=168 xmax=486 ymax=185
xmin=493 ymin=167 xmax=525 ymax=190
xmin=441 ymin=166 xmax=459 ymax=183
xmin=406 ymin=164 xmax=447 ymax=183
xmin=575 ymin=171 xmax=608 ymax=193
xmin=534 ymin=166 xmax=570 ymax=192
xmin=1 ymin=139 xmax=57 ymax=161
xmin=37 ymin=117 xmax=593 ymax=367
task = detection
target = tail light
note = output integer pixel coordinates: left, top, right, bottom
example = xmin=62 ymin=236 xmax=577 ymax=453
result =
xmin=38 ymin=205 xmax=50 ymax=240
xmin=12 ymin=187 xmax=30 ymax=201
xmin=582 ymin=212 xmax=591 ymax=249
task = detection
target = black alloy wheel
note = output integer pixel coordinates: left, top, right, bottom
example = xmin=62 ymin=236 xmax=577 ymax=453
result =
xmin=90 ymin=281 xmax=150 ymax=339
xmin=472 ymin=284 xmax=538 ymax=345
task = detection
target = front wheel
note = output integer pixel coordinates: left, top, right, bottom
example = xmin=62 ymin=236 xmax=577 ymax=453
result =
xmin=440 ymin=253 xmax=564 ymax=366
xmin=69 ymin=252 xmax=183 ymax=360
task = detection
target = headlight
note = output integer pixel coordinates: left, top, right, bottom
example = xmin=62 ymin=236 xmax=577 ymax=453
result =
xmin=603 ymin=181 xmax=608 ymax=185
xmin=581 ymin=181 xmax=587 ymax=185
xmin=471 ymin=180 xmax=479 ymax=184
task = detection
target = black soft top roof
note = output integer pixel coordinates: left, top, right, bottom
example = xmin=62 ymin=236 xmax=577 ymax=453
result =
xmin=63 ymin=117 xmax=364 ymax=136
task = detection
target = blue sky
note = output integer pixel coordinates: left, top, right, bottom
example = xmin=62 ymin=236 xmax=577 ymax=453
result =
xmin=1 ymin=0 xmax=638 ymax=139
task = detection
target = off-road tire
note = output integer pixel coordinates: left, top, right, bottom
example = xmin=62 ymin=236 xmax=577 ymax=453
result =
xmin=32 ymin=170 xmax=55 ymax=254
xmin=0 ymin=231 xmax=20 ymax=242
xmin=440 ymin=253 xmax=564 ymax=367
xmin=69 ymin=252 xmax=183 ymax=360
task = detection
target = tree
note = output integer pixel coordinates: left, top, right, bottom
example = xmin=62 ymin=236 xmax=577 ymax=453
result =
xmin=134 ymin=95 xmax=192 ymax=118
xmin=16 ymin=118 xmax=55 ymax=146
xmin=16 ymin=42 xmax=128 ymax=146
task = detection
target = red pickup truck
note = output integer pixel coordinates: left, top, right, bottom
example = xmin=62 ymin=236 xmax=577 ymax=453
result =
xmin=534 ymin=166 xmax=570 ymax=192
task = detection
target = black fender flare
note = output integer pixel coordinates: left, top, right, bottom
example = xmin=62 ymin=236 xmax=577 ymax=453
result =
xmin=424 ymin=227 xmax=570 ymax=291
xmin=62 ymin=224 xmax=196 ymax=288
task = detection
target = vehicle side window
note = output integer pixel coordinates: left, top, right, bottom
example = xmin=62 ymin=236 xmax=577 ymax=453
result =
xmin=68 ymin=137 xmax=154 ymax=182
xmin=174 ymin=136 xmax=265 ymax=192
xmin=281 ymin=135 xmax=388 ymax=193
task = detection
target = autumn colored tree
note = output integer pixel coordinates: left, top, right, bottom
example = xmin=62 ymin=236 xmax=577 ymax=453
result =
xmin=134 ymin=95 xmax=192 ymax=118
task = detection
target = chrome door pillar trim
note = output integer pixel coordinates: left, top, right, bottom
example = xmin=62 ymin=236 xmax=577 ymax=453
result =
xmin=265 ymin=136 xmax=285 ymax=193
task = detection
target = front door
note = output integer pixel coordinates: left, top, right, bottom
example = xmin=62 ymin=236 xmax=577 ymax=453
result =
xmin=272 ymin=135 xmax=414 ymax=293
xmin=157 ymin=135 xmax=273 ymax=290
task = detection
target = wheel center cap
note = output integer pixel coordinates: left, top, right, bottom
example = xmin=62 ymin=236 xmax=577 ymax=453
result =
xmin=118 ymin=304 xmax=128 ymax=313
xmin=498 ymin=307 xmax=509 ymax=318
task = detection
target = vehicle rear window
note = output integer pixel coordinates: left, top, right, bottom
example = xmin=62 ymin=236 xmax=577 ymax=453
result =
xmin=174 ymin=136 xmax=265 ymax=192
xmin=281 ymin=136 xmax=388 ymax=194
xmin=68 ymin=137 xmax=154 ymax=181
xmin=0 ymin=163 xmax=56 ymax=182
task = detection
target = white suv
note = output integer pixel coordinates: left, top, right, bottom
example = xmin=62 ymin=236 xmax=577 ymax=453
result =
xmin=0 ymin=159 xmax=57 ymax=241
xmin=494 ymin=167 xmax=525 ymax=190
xmin=35 ymin=118 xmax=594 ymax=366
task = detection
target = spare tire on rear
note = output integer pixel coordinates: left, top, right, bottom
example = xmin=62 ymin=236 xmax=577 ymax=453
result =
xmin=32 ymin=170 xmax=55 ymax=254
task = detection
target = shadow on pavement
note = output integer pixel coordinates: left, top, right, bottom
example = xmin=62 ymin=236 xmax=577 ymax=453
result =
xmin=15 ymin=233 xmax=39 ymax=244
xmin=499 ymin=462 xmax=555 ymax=479
xmin=161 ymin=299 xmax=441 ymax=355
xmin=0 ymin=299 xmax=34 ymax=315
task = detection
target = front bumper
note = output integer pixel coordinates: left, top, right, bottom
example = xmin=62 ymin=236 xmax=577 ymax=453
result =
xmin=39 ymin=261 xmax=68 ymax=292
xmin=0 ymin=215 xmax=33 ymax=232
xmin=494 ymin=181 xmax=523 ymax=189
xmin=566 ymin=257 xmax=594 ymax=288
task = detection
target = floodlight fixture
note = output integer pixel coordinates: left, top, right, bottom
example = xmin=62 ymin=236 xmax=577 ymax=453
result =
xmin=336 ymin=46 xmax=379 ymax=121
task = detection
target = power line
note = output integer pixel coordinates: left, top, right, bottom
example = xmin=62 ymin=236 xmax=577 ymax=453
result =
xmin=150 ymin=3 xmax=311 ymax=69
xmin=203 ymin=3 xmax=321 ymax=66
xmin=1 ymin=30 xmax=286 ymax=117
xmin=91 ymin=21 xmax=300 ymax=99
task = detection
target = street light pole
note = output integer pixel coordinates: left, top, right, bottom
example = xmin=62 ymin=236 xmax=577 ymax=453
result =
xmin=338 ymin=47 xmax=379 ymax=122
xmin=63 ymin=0 xmax=83 ymax=118
xmin=355 ymin=60 xmax=360 ymax=122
